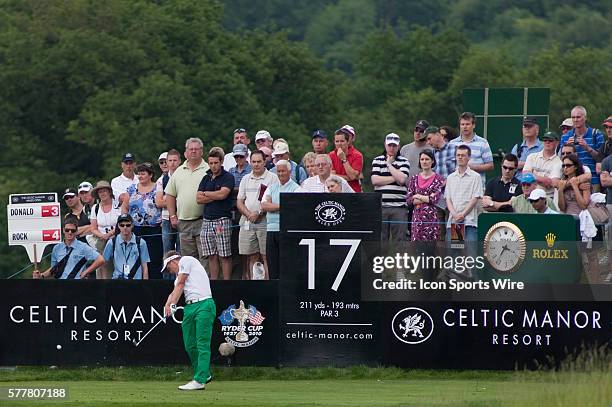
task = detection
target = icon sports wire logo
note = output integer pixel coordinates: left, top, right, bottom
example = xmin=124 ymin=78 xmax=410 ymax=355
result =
xmin=391 ymin=307 xmax=434 ymax=344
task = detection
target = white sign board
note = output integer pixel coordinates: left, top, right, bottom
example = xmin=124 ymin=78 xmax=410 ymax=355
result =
xmin=7 ymin=193 xmax=62 ymax=263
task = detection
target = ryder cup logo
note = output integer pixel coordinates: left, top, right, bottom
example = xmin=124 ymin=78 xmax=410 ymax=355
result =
xmin=218 ymin=300 xmax=265 ymax=348
xmin=391 ymin=307 xmax=434 ymax=344
xmin=314 ymin=201 xmax=346 ymax=226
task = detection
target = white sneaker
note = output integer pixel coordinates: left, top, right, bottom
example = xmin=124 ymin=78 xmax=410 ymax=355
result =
xmin=178 ymin=380 xmax=205 ymax=390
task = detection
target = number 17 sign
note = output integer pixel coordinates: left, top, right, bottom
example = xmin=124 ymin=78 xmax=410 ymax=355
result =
xmin=7 ymin=193 xmax=62 ymax=263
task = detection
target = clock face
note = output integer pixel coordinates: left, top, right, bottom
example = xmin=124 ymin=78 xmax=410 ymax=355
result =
xmin=483 ymin=222 xmax=526 ymax=272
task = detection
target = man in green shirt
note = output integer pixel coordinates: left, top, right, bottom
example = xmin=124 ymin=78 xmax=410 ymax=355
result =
xmin=165 ymin=137 xmax=210 ymax=266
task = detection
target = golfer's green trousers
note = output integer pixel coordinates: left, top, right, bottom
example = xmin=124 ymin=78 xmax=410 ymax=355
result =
xmin=182 ymin=298 xmax=216 ymax=384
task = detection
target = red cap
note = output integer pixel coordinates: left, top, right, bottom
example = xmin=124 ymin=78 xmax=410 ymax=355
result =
xmin=603 ymin=116 xmax=612 ymax=126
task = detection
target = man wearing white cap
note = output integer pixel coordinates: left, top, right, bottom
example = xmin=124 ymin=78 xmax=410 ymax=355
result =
xmin=559 ymin=118 xmax=573 ymax=136
xmin=162 ymin=251 xmax=215 ymax=391
xmin=371 ymin=133 xmax=410 ymax=242
xmin=528 ymin=188 xmax=558 ymax=214
xmin=269 ymin=141 xmax=307 ymax=184
xmin=78 ymin=181 xmax=94 ymax=217
xmin=254 ymin=130 xmax=273 ymax=150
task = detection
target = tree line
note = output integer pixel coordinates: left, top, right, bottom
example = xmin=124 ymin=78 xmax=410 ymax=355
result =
xmin=1 ymin=0 xmax=611 ymax=276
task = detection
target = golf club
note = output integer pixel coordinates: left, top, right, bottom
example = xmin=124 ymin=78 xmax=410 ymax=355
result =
xmin=132 ymin=305 xmax=177 ymax=347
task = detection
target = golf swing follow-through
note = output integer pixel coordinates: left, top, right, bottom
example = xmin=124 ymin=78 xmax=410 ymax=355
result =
xmin=132 ymin=304 xmax=177 ymax=348
xmin=161 ymin=250 xmax=216 ymax=391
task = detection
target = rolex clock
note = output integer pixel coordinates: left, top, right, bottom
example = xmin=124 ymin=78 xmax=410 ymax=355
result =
xmin=483 ymin=221 xmax=526 ymax=272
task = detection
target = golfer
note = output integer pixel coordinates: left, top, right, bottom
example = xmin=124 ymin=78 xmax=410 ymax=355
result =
xmin=162 ymin=250 xmax=216 ymax=391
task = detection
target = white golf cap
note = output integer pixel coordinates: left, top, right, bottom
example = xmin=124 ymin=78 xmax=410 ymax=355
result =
xmin=78 ymin=181 xmax=93 ymax=193
xmin=255 ymin=130 xmax=271 ymax=141
xmin=158 ymin=152 xmax=168 ymax=161
xmin=161 ymin=254 xmax=181 ymax=272
xmin=272 ymin=142 xmax=289 ymax=156
xmin=528 ymin=188 xmax=547 ymax=202
xmin=560 ymin=118 xmax=573 ymax=128
xmin=385 ymin=133 xmax=400 ymax=145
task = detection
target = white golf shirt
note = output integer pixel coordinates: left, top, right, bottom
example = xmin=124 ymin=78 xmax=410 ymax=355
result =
xmin=176 ymin=256 xmax=212 ymax=302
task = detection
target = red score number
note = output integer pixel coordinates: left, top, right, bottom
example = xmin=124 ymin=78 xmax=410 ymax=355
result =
xmin=41 ymin=205 xmax=60 ymax=217
xmin=42 ymin=229 xmax=61 ymax=241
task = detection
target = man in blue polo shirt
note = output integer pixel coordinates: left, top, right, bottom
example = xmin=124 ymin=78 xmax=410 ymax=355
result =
xmin=511 ymin=116 xmax=543 ymax=171
xmin=449 ymin=112 xmax=494 ymax=188
xmin=560 ymin=105 xmax=604 ymax=191
xmin=103 ymin=213 xmax=150 ymax=279
xmin=33 ymin=217 xmax=105 ymax=279
xmin=197 ymin=147 xmax=235 ymax=280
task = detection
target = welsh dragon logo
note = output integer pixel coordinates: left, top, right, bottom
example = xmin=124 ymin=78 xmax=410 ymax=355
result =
xmin=399 ymin=314 xmax=425 ymax=338
xmin=391 ymin=307 xmax=434 ymax=344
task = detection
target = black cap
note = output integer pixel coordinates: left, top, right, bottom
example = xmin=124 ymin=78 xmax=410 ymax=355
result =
xmin=542 ymin=131 xmax=559 ymax=140
xmin=523 ymin=116 xmax=538 ymax=126
xmin=312 ymin=129 xmax=327 ymax=139
xmin=415 ymin=120 xmax=430 ymax=131
xmin=116 ymin=213 xmax=134 ymax=224
xmin=62 ymin=188 xmax=77 ymax=199
xmin=122 ymin=152 xmax=135 ymax=163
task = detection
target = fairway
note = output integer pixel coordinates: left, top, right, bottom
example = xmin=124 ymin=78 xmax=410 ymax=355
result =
xmin=0 ymin=368 xmax=610 ymax=407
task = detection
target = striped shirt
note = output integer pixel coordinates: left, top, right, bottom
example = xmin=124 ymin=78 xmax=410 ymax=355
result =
xmin=560 ymin=128 xmax=603 ymax=185
xmin=371 ymin=154 xmax=410 ymax=207
xmin=433 ymin=142 xmax=456 ymax=180
xmin=449 ymin=134 xmax=493 ymax=186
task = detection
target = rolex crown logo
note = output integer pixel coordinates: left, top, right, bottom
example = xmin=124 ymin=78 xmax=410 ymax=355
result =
xmin=545 ymin=233 xmax=556 ymax=248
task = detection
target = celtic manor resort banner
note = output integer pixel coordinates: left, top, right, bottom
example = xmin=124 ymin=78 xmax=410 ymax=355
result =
xmin=1 ymin=194 xmax=610 ymax=368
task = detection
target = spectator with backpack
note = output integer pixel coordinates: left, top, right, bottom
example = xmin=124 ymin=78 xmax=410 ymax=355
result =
xmin=510 ymin=117 xmax=543 ymax=171
xmin=33 ymin=217 xmax=104 ymax=280
xmin=103 ymin=214 xmax=150 ymax=280
xmin=269 ymin=141 xmax=307 ymax=185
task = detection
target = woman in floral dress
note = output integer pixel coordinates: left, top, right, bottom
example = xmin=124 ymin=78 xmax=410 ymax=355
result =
xmin=121 ymin=162 xmax=164 ymax=278
xmin=406 ymin=150 xmax=444 ymax=241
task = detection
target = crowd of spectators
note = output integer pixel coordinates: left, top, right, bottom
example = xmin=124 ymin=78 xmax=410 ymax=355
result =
xmin=36 ymin=105 xmax=612 ymax=280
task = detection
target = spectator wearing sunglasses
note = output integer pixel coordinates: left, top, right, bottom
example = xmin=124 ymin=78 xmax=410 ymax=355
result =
xmin=103 ymin=214 xmax=150 ymax=280
xmin=33 ymin=217 xmax=104 ymax=280
xmin=223 ymin=128 xmax=251 ymax=171
xmin=510 ymin=117 xmax=543 ymax=171
xmin=78 ymin=181 xmax=95 ymax=217
xmin=400 ymin=119 xmax=430 ymax=177
xmin=510 ymin=173 xmax=558 ymax=214
xmin=62 ymin=187 xmax=91 ymax=244
xmin=482 ymin=154 xmax=523 ymax=212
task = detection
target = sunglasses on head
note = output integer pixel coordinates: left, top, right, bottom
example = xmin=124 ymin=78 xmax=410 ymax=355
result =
xmin=118 ymin=223 xmax=132 ymax=228
xmin=64 ymin=228 xmax=77 ymax=233
xmin=234 ymin=128 xmax=247 ymax=134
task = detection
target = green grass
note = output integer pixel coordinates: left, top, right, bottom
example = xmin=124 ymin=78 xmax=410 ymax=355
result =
xmin=1 ymin=348 xmax=610 ymax=407
xmin=0 ymin=366 xmax=609 ymax=407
